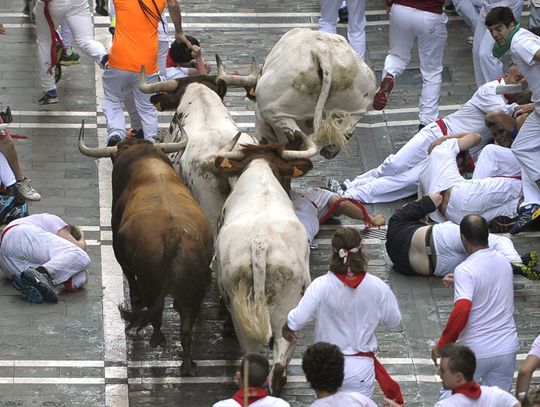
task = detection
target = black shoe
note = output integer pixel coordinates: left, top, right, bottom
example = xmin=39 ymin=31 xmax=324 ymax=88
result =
xmin=21 ymin=267 xmax=58 ymax=303
xmin=107 ymin=135 xmax=122 ymax=147
xmin=418 ymin=123 xmax=426 ymax=131
xmin=338 ymin=6 xmax=348 ymax=23
xmin=0 ymin=106 xmax=13 ymax=123
xmin=95 ymin=0 xmax=109 ymax=16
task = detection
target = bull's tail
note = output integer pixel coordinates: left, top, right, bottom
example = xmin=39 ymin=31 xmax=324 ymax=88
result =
xmin=230 ymin=238 xmax=272 ymax=350
xmin=311 ymin=47 xmax=355 ymax=154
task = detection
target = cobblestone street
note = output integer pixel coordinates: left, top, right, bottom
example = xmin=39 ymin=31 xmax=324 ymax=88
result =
xmin=0 ymin=0 xmax=539 ymax=405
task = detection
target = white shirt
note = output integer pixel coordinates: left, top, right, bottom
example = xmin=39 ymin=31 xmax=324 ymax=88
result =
xmin=418 ymin=139 xmax=464 ymax=222
xmin=528 ymin=334 xmax=540 ymax=359
xmin=434 ymin=385 xmax=518 ymax=406
xmin=432 ymin=222 xmax=521 ymax=276
xmin=213 ymin=396 xmax=290 ymax=407
xmin=510 ymin=28 xmax=540 ymax=110
xmin=310 ymin=391 xmax=377 ymax=407
xmin=165 ymin=66 xmax=189 ymax=80
xmin=9 ymin=213 xmax=67 ymax=235
xmin=291 ymin=188 xmax=334 ymax=243
xmin=287 ymin=272 xmax=401 ymax=354
xmin=454 ymin=248 xmax=518 ymax=358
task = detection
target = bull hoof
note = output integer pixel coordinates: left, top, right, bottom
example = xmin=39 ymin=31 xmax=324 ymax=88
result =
xmin=270 ymin=362 xmax=287 ymax=396
xmin=181 ymin=360 xmax=197 ymax=377
xmin=320 ymin=146 xmax=339 ymax=160
xmin=150 ymin=330 xmax=166 ymax=348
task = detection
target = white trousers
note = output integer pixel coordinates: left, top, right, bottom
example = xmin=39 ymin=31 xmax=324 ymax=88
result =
xmin=0 ymin=224 xmax=90 ymax=291
xmin=0 ymin=152 xmax=16 ymax=188
xmin=472 ymin=0 xmax=522 ymax=86
xmin=341 ymin=356 xmax=375 ymax=397
xmin=319 ymin=0 xmax=367 ymax=59
xmin=445 ymin=177 xmax=522 ymax=223
xmin=383 ymin=4 xmax=448 ymax=125
xmin=342 ymin=165 xmax=420 ymax=203
xmin=513 ymin=110 xmax=540 ymax=205
xmin=33 ymin=0 xmax=107 ymax=92
xmin=59 ymin=23 xmax=73 ymax=49
xmin=474 ymin=352 xmax=516 ymax=392
xmin=102 ymin=68 xmax=159 ymax=141
xmin=472 ymin=144 xmax=521 ymax=179
xmin=453 ymin=0 xmax=482 ymax=28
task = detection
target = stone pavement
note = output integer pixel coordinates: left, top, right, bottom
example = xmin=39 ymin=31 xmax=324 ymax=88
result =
xmin=0 ymin=0 xmax=539 ymax=406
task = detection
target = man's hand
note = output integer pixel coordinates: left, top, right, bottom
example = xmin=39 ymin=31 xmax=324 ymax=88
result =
xmin=514 ymin=103 xmax=534 ymax=118
xmin=175 ymin=32 xmax=192 ymax=50
xmin=281 ymin=324 xmax=299 ymax=342
xmin=442 ymin=273 xmax=454 ymax=288
xmin=431 ymin=345 xmax=440 ymax=366
xmin=0 ymin=23 xmax=5 ymax=35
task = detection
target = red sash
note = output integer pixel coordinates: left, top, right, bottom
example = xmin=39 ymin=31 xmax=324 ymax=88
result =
xmin=0 ymin=223 xmax=19 ymax=245
xmin=435 ymin=118 xmax=448 ymax=136
xmin=319 ymin=197 xmax=377 ymax=228
xmin=452 ymin=381 xmax=481 ymax=399
xmin=353 ymin=352 xmax=404 ymax=404
xmin=232 ymin=387 xmax=268 ymax=406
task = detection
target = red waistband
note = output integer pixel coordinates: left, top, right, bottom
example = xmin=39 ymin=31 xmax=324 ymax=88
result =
xmin=435 ymin=118 xmax=447 ymax=136
xmin=352 ymin=351 xmax=375 ymax=358
xmin=0 ymin=223 xmax=18 ymax=244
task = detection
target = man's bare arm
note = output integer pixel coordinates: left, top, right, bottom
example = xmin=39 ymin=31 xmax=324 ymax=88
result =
xmin=166 ymin=0 xmax=192 ymax=48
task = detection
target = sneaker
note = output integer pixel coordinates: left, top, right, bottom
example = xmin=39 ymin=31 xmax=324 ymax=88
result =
xmin=59 ymin=48 xmax=81 ymax=66
xmin=20 ymin=267 xmax=58 ymax=303
xmin=99 ymin=54 xmax=109 ymax=70
xmin=338 ymin=6 xmax=348 ymax=23
xmin=443 ymin=2 xmax=456 ymax=14
xmin=95 ymin=0 xmax=109 ymax=16
xmin=107 ymin=135 xmax=122 ymax=147
xmin=512 ymin=262 xmax=540 ymax=281
xmin=15 ymin=177 xmax=41 ymax=201
xmin=38 ymin=90 xmax=58 ymax=105
xmin=327 ymin=178 xmax=346 ymax=195
xmin=19 ymin=276 xmax=45 ymax=304
xmin=509 ymin=203 xmax=540 ymax=234
xmin=521 ymin=251 xmax=538 ymax=269
xmin=373 ymin=74 xmax=394 ymax=110
xmin=467 ymin=36 xmax=474 ymax=45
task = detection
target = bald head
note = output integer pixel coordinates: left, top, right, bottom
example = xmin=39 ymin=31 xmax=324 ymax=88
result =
xmin=460 ymin=215 xmax=489 ymax=248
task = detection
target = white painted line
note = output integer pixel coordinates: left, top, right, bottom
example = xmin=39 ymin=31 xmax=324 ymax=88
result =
xmin=12 ymin=360 xmax=104 ymax=368
xmin=6 ymin=123 xmax=97 ymax=129
xmin=86 ymin=240 xmax=101 ymax=246
xmin=105 ymin=366 xmax=128 ymax=379
xmin=12 ymin=111 xmax=97 ymax=117
xmin=80 ymin=226 xmax=101 ymax=232
xmin=13 ymin=377 xmax=105 ymax=384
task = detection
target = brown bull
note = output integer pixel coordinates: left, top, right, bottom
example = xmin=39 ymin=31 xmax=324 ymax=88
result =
xmin=78 ymin=123 xmax=213 ymax=376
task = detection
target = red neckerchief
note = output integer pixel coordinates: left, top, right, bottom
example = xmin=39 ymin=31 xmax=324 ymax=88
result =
xmin=231 ymin=387 xmax=268 ymax=406
xmin=452 ymin=381 xmax=481 ymax=399
xmin=333 ymin=269 xmax=366 ymax=289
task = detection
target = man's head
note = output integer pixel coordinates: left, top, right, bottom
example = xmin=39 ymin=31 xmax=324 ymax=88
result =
xmin=523 ymin=388 xmax=540 ymax=407
xmin=169 ymin=35 xmax=200 ymax=64
xmin=302 ymin=342 xmax=344 ymax=394
xmin=485 ymin=7 xmax=517 ymax=46
xmin=236 ymin=353 xmax=269 ymax=388
xmin=438 ymin=344 xmax=476 ymax=390
xmin=504 ymin=65 xmax=524 ymax=84
xmin=68 ymin=224 xmax=84 ymax=242
xmin=460 ymin=214 xmax=489 ymax=251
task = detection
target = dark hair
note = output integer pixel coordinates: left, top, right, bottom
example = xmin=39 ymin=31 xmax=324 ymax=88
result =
xmin=169 ymin=35 xmax=200 ymax=64
xmin=68 ymin=224 xmax=82 ymax=241
xmin=460 ymin=214 xmax=489 ymax=247
xmin=302 ymin=342 xmax=344 ymax=393
xmin=485 ymin=6 xmax=516 ymax=28
xmin=329 ymin=227 xmax=367 ymax=275
xmin=439 ymin=344 xmax=476 ymax=382
xmin=240 ymin=353 xmax=269 ymax=387
xmin=523 ymin=388 xmax=540 ymax=407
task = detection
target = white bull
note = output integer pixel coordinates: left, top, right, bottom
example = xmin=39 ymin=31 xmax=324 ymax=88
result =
xmin=252 ymin=28 xmax=377 ymax=159
xmin=139 ymin=76 xmax=256 ymax=233
xmin=214 ymin=132 xmax=316 ymax=395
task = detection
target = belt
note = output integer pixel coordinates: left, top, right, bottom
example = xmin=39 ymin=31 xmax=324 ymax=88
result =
xmin=424 ymin=225 xmax=437 ymax=275
xmin=0 ymin=223 xmax=19 ymax=245
xmin=435 ymin=118 xmax=448 ymax=136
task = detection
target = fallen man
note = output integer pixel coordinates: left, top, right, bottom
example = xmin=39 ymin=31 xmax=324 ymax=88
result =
xmin=0 ymin=213 xmax=91 ymax=303
xmin=386 ymin=194 xmax=538 ymax=279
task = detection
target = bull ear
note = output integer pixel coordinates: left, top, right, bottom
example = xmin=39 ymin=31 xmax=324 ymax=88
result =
xmin=277 ymin=160 xmax=313 ymax=177
xmin=214 ymin=156 xmax=243 ymax=177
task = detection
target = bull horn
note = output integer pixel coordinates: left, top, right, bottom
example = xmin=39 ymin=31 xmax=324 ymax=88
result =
xmin=157 ymin=141 xmax=188 ymax=153
xmin=216 ymin=55 xmax=258 ymax=88
xmin=139 ymin=65 xmax=178 ymax=94
xmin=217 ymin=132 xmax=245 ymax=160
xmin=78 ymin=120 xmax=117 ymax=158
xmin=281 ymin=130 xmax=318 ymax=161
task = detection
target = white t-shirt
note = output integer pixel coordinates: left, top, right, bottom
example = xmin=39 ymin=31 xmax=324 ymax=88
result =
xmin=287 ymin=272 xmax=401 ymax=354
xmin=291 ymin=188 xmax=334 ymax=243
xmin=213 ymin=396 xmax=290 ymax=407
xmin=9 ymin=213 xmax=67 ymax=235
xmin=418 ymin=139 xmax=464 ymax=222
xmin=528 ymin=334 xmax=540 ymax=359
xmin=310 ymin=391 xmax=376 ymax=407
xmin=510 ymin=29 xmax=540 ymax=109
xmin=434 ymin=385 xmax=518 ymax=406
xmin=165 ymin=66 xmax=189 ymax=80
xmin=432 ymin=222 xmax=521 ymax=276
xmin=454 ymin=248 xmax=518 ymax=358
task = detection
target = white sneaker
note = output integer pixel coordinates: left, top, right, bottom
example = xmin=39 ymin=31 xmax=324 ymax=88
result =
xmin=467 ymin=36 xmax=473 ymax=45
xmin=15 ymin=178 xmax=41 ymax=201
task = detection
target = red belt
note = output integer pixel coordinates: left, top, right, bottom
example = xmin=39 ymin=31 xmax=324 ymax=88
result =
xmin=352 ymin=352 xmax=404 ymax=404
xmin=435 ymin=118 xmax=448 ymax=136
xmin=0 ymin=223 xmax=18 ymax=244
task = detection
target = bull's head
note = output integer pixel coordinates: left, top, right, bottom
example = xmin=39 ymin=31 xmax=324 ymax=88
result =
xmin=138 ymin=58 xmax=259 ymax=111
xmin=214 ymin=130 xmax=316 ymax=192
xmin=77 ymin=121 xmax=187 ymax=159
